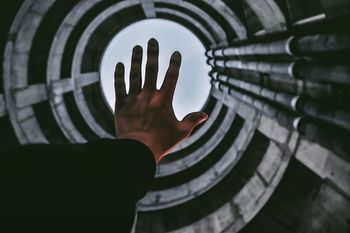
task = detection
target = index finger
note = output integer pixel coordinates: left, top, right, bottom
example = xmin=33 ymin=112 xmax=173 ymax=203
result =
xmin=160 ymin=51 xmax=182 ymax=102
xmin=114 ymin=62 xmax=126 ymax=110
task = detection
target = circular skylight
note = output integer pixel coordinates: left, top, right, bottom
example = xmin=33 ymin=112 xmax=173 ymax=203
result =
xmin=100 ymin=19 xmax=211 ymax=120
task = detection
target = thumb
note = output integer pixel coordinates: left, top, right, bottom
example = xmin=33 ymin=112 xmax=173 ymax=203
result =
xmin=181 ymin=112 xmax=208 ymax=132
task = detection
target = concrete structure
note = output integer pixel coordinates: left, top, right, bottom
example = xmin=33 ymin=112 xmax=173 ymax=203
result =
xmin=0 ymin=0 xmax=349 ymax=232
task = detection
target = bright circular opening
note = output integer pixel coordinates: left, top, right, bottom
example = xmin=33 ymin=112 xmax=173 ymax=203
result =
xmin=100 ymin=19 xmax=211 ymax=120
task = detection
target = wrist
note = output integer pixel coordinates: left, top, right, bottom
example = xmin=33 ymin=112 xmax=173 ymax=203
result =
xmin=117 ymin=132 xmax=162 ymax=163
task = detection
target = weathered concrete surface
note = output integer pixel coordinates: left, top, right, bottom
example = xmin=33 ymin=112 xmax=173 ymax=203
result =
xmin=0 ymin=94 xmax=7 ymax=117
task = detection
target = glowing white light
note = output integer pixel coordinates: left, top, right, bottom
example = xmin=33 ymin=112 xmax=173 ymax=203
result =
xmin=100 ymin=19 xmax=211 ymax=120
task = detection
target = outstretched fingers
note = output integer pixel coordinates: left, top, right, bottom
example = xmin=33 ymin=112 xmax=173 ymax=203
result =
xmin=129 ymin=45 xmax=143 ymax=95
xmin=114 ymin=62 xmax=126 ymax=110
xmin=144 ymin=38 xmax=159 ymax=91
xmin=160 ymin=51 xmax=181 ymax=102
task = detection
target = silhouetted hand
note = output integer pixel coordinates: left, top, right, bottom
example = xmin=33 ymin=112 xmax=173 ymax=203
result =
xmin=114 ymin=38 xmax=208 ymax=163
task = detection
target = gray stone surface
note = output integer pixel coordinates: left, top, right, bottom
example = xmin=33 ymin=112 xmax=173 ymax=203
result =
xmin=156 ymin=8 xmax=216 ymax=46
xmin=45 ymin=1 xmax=103 ymax=143
xmin=202 ymin=0 xmax=247 ymax=39
xmin=168 ymin=203 xmax=236 ymax=233
xmin=257 ymin=141 xmax=283 ymax=183
xmin=141 ymin=0 xmax=156 ymax=18
xmin=171 ymin=99 xmax=223 ymax=152
xmin=51 ymin=79 xmax=74 ymax=96
xmin=1 ymin=0 xmax=52 ymax=146
xmin=258 ymin=115 xmax=291 ymax=144
xmin=14 ymin=84 xmax=48 ymax=108
xmin=0 ymin=94 xmax=7 ymax=117
xmin=70 ymin=0 xmax=140 ymax=139
xmin=295 ymin=138 xmax=350 ymax=197
xmin=139 ymin=117 xmax=256 ymax=211
xmin=297 ymin=184 xmax=350 ymax=233
xmin=244 ymin=0 xmax=287 ymax=33
xmin=30 ymin=0 xmax=56 ymax=15
xmin=237 ymin=101 xmax=258 ymax=122
xmin=155 ymin=0 xmax=228 ymax=44
xmin=20 ymin=116 xmax=48 ymax=143
xmin=76 ymin=72 xmax=100 ymax=87
xmin=156 ymin=109 xmax=235 ymax=177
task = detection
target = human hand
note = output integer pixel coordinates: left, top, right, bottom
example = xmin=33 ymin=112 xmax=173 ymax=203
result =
xmin=114 ymin=38 xmax=208 ymax=163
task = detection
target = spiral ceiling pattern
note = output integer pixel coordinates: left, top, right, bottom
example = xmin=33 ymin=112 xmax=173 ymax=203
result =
xmin=1 ymin=0 xmax=350 ymax=232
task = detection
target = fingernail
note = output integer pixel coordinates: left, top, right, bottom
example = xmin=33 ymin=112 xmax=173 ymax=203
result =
xmin=133 ymin=45 xmax=142 ymax=54
xmin=174 ymin=51 xmax=181 ymax=57
xmin=116 ymin=62 xmax=123 ymax=71
xmin=149 ymin=38 xmax=158 ymax=47
xmin=172 ymin=51 xmax=181 ymax=64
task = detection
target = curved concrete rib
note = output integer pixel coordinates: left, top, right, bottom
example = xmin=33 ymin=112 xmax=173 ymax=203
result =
xmin=156 ymin=8 xmax=217 ymax=46
xmin=155 ymin=0 xmax=228 ymax=45
xmin=200 ymin=0 xmax=247 ymax=40
xmin=167 ymin=141 xmax=292 ymax=233
xmin=47 ymin=0 xmax=102 ymax=143
xmin=170 ymin=99 xmax=223 ymax=153
xmin=156 ymin=108 xmax=235 ymax=177
xmin=141 ymin=0 xmax=156 ymax=18
xmin=72 ymin=1 xmax=142 ymax=139
xmin=0 ymin=94 xmax=6 ymax=117
xmin=138 ymin=119 xmax=256 ymax=211
xmin=244 ymin=0 xmax=287 ymax=33
xmin=3 ymin=0 xmax=56 ymax=144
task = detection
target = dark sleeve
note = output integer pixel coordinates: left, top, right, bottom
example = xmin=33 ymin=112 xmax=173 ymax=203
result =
xmin=0 ymin=139 xmax=156 ymax=218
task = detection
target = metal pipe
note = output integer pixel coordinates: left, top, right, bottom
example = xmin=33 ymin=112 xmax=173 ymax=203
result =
xmin=214 ymin=80 xmax=350 ymax=160
xmin=206 ymin=33 xmax=350 ymax=58
xmin=209 ymin=59 xmax=296 ymax=77
xmin=215 ymin=73 xmax=350 ymax=131
xmin=295 ymin=33 xmax=350 ymax=55
xmin=294 ymin=61 xmax=350 ymax=85
xmin=209 ymin=58 xmax=350 ymax=85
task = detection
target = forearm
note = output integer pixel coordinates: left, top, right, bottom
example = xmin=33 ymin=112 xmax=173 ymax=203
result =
xmin=0 ymin=139 xmax=156 ymax=215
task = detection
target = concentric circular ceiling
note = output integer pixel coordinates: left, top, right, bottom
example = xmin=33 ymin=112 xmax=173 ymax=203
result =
xmin=1 ymin=0 xmax=349 ymax=232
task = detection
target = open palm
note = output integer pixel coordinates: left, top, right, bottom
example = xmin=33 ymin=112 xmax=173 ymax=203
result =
xmin=114 ymin=38 xmax=208 ymax=163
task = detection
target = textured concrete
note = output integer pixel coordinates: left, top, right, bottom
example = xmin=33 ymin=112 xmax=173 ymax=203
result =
xmin=51 ymin=79 xmax=74 ymax=96
xmin=295 ymin=138 xmax=350 ymax=197
xmin=244 ymin=0 xmax=287 ymax=33
xmin=2 ymin=0 xmax=53 ymax=144
xmin=155 ymin=0 xmax=228 ymax=44
xmin=164 ymin=139 xmax=292 ymax=233
xmin=297 ymin=184 xmax=350 ymax=233
xmin=156 ymin=8 xmax=216 ymax=46
xmin=258 ymin=115 xmax=291 ymax=144
xmin=0 ymin=94 xmax=6 ymax=117
xmin=76 ymin=72 xmax=100 ymax=87
xmin=200 ymin=0 xmax=247 ymax=39
xmin=321 ymin=0 xmax=350 ymax=18
xmin=46 ymin=1 xmax=102 ymax=143
xmin=14 ymin=84 xmax=48 ymax=108
xmin=156 ymin=109 xmax=235 ymax=177
xmin=139 ymin=116 xmax=256 ymax=210
xmin=71 ymin=0 xmax=140 ymax=139
xmin=171 ymin=99 xmax=223 ymax=152
xmin=17 ymin=107 xmax=48 ymax=143
xmin=141 ymin=0 xmax=156 ymax=18
xmin=168 ymin=203 xmax=237 ymax=233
